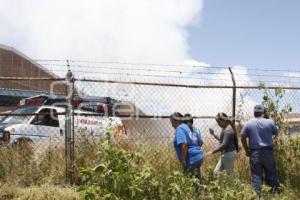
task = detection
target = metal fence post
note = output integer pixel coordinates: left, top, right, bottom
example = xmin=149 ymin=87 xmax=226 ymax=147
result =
xmin=65 ymin=66 xmax=75 ymax=184
xmin=228 ymin=67 xmax=236 ymax=123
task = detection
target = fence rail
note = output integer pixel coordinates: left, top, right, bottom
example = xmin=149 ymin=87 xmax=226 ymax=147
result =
xmin=0 ymin=66 xmax=300 ymax=185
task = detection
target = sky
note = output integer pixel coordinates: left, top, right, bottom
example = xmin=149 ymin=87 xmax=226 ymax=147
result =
xmin=1 ymin=0 xmax=299 ymax=70
xmin=0 ymin=0 xmax=203 ymax=64
xmin=188 ymin=0 xmax=300 ymax=70
xmin=1 ymin=0 xmax=299 ymax=115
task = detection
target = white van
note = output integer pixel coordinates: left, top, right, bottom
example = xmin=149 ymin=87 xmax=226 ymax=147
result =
xmin=0 ymin=97 xmax=127 ymax=147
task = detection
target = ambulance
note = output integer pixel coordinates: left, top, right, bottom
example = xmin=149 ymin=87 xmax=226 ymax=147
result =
xmin=0 ymin=95 xmax=127 ymax=147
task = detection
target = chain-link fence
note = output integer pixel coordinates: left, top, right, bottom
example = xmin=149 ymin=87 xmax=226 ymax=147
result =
xmin=1 ymin=63 xmax=300 ymax=185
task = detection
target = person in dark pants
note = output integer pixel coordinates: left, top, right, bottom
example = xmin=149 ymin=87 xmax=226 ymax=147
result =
xmin=183 ymin=113 xmax=204 ymax=180
xmin=241 ymin=105 xmax=280 ymax=194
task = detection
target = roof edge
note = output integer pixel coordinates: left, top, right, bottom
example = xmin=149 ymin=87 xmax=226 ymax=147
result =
xmin=0 ymin=43 xmax=63 ymax=79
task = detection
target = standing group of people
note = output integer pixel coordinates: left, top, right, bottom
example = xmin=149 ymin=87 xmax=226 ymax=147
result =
xmin=170 ymin=104 xmax=280 ymax=194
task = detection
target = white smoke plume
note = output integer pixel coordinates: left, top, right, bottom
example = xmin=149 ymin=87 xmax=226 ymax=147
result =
xmin=0 ymin=0 xmax=203 ymax=63
xmin=0 ymin=0 xmax=258 ymax=120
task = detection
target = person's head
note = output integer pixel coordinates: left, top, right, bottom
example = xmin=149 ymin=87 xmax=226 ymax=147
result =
xmin=170 ymin=112 xmax=183 ymax=129
xmin=215 ymin=112 xmax=231 ymax=128
xmin=183 ymin=113 xmax=194 ymax=127
xmin=253 ymin=104 xmax=265 ymax=118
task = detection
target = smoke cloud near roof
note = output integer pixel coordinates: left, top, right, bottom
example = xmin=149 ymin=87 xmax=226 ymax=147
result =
xmin=0 ymin=0 xmax=258 ymax=119
xmin=0 ymin=0 xmax=203 ymax=63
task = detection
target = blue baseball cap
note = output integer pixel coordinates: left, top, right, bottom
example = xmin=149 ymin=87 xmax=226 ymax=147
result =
xmin=254 ymin=104 xmax=265 ymax=113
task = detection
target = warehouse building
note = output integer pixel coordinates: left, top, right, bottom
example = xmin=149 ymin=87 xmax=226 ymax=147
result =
xmin=0 ymin=44 xmax=66 ymax=112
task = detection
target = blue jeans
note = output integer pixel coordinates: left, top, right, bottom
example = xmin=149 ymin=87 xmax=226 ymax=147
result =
xmin=186 ymin=160 xmax=203 ymax=181
xmin=250 ymin=149 xmax=279 ymax=193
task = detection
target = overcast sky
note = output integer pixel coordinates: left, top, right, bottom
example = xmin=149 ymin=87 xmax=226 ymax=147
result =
xmin=0 ymin=0 xmax=203 ymax=65
xmin=1 ymin=0 xmax=300 ymax=70
xmin=1 ymin=0 xmax=299 ymax=115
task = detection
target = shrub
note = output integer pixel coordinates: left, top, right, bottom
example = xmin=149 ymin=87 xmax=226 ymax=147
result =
xmin=77 ymin=140 xmax=300 ymax=200
xmin=275 ymin=136 xmax=300 ymax=189
xmin=77 ymin=141 xmax=199 ymax=200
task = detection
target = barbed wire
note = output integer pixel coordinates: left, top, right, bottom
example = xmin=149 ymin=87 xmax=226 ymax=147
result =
xmin=233 ymin=72 xmax=300 ymax=79
xmin=31 ymin=68 xmax=300 ymax=85
xmin=25 ymin=61 xmax=300 ymax=78
xmin=70 ymin=71 xmax=299 ymax=84
xmin=39 ymin=63 xmax=229 ymax=76
xmin=69 ymin=70 xmax=234 ymax=82
xmin=2 ymin=57 xmax=299 ymax=73
xmin=29 ymin=62 xmax=300 ymax=80
xmin=31 ymin=59 xmax=300 ymax=73
xmin=2 ymin=58 xmax=300 ymax=86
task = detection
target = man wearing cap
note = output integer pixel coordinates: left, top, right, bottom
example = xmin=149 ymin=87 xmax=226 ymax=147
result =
xmin=241 ymin=104 xmax=280 ymax=194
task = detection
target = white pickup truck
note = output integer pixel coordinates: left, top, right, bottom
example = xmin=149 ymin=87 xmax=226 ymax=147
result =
xmin=0 ymin=97 xmax=127 ymax=147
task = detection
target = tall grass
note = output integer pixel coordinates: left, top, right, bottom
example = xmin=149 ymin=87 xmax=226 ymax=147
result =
xmin=77 ymin=139 xmax=300 ymax=200
xmin=0 ymin=135 xmax=299 ymax=199
xmin=0 ymin=143 xmax=66 ymax=186
xmin=0 ymin=184 xmax=80 ymax=200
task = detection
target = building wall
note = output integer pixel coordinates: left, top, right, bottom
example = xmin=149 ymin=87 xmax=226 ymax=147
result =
xmin=0 ymin=44 xmax=66 ymax=93
xmin=0 ymin=44 xmax=67 ymax=112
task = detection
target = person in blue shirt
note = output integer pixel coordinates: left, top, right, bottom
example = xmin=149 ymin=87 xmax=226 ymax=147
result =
xmin=241 ymin=104 xmax=280 ymax=194
xmin=170 ymin=112 xmax=204 ymax=179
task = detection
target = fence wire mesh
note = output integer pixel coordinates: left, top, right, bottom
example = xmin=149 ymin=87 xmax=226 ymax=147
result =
xmin=0 ymin=63 xmax=300 ymax=186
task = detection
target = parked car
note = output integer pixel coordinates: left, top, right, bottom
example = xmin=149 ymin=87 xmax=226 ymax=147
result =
xmin=0 ymin=95 xmax=127 ymax=148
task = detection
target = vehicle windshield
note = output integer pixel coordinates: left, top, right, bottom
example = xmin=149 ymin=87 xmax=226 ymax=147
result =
xmin=0 ymin=107 xmax=38 ymax=124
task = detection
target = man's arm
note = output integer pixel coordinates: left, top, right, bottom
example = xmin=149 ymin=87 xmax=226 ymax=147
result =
xmin=181 ymin=143 xmax=188 ymax=171
xmin=240 ymin=123 xmax=250 ymax=156
xmin=241 ymin=134 xmax=250 ymax=157
xmin=175 ymin=127 xmax=188 ymax=170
